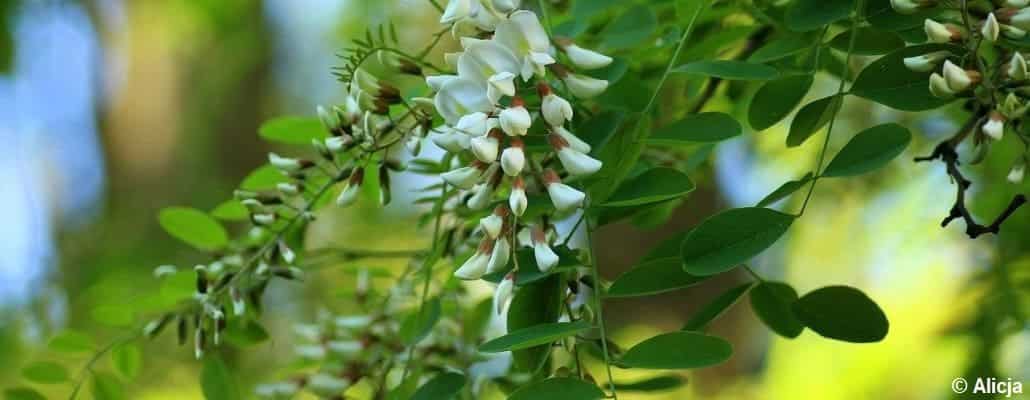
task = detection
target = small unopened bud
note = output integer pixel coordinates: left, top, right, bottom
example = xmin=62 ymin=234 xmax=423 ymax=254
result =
xmin=471 ymin=129 xmax=502 ymax=163
xmin=550 ymin=134 xmax=602 ymax=176
xmin=925 ymin=19 xmax=962 ymax=43
xmin=488 ymin=236 xmax=511 ymax=274
xmin=231 ymin=287 xmax=246 ymax=316
xmin=891 ymin=0 xmax=935 ymax=14
xmin=194 ymin=265 xmax=209 ymax=294
xmin=234 ymin=189 xmax=259 ymax=200
xmin=378 ymin=164 xmax=392 ymax=206
xmin=308 ymin=373 xmax=351 ymax=398
xmin=253 ymin=213 xmax=276 ymax=226
xmin=557 ymin=39 xmax=613 ymax=70
xmin=541 ymin=90 xmax=574 ymax=127
xmin=442 ymin=162 xmax=486 ymax=189
xmin=942 ymin=60 xmax=979 ymax=92
xmin=983 ymin=13 xmax=1001 ymax=42
xmin=455 ymin=239 xmax=493 ymax=280
xmin=1003 ymin=24 xmax=1028 ymax=39
xmin=983 ymin=111 xmax=1006 ymax=140
xmin=1009 ymin=162 xmax=1026 ymax=183
xmin=143 ymin=314 xmax=172 ymax=339
xmin=562 ymin=73 xmax=609 ymax=99
xmin=480 ymin=205 xmax=508 ymax=239
xmin=543 ymin=169 xmax=586 ymax=211
xmin=929 ymin=72 xmax=954 ymax=98
xmin=153 ymin=265 xmax=178 ymax=278
xmin=494 ymin=273 xmax=515 ymax=314
xmin=499 ymin=98 xmax=532 ymax=136
xmin=194 ymin=326 xmax=205 ymax=359
xmin=500 ymin=138 xmax=526 ymax=177
xmin=466 ymin=182 xmax=494 ymax=210
xmin=903 ymin=51 xmax=950 ymax=73
xmin=531 ymin=226 xmax=560 ymax=271
xmin=509 ymin=177 xmax=528 ymax=217
xmin=336 ymin=168 xmax=364 ymax=207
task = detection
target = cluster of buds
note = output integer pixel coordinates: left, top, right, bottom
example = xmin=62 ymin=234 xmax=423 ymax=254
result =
xmin=897 ymin=0 xmax=1030 ymax=183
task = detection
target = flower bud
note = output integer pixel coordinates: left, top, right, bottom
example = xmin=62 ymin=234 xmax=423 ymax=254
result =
xmin=531 ymin=226 xmax=559 ymax=271
xmin=308 ymin=373 xmax=351 ymax=398
xmin=471 ymin=129 xmax=502 ymax=162
xmin=456 ymin=112 xmax=491 ymax=137
xmin=983 ymin=13 xmax=1001 ymax=42
xmin=1009 ymin=161 xmax=1026 ymax=183
xmin=942 ymin=60 xmax=979 ymax=92
xmin=1009 ymin=53 xmax=1028 ymax=80
xmin=929 ymin=72 xmax=954 ymax=98
xmin=317 ymin=105 xmax=341 ymax=132
xmin=441 ymin=0 xmax=475 ymax=24
xmin=442 ymin=163 xmax=486 ymax=189
xmin=904 ymin=51 xmax=950 ymax=73
xmin=563 ymin=73 xmax=609 ymax=99
xmin=153 ymin=265 xmax=178 ymax=278
xmin=253 ymin=213 xmax=276 ymax=225
xmin=494 ymin=273 xmax=515 ymax=314
xmin=925 ymin=19 xmax=962 ymax=43
xmin=143 ymin=315 xmax=172 ymax=338
xmin=540 ymin=84 xmax=574 ymax=127
xmin=983 ymin=111 xmax=1006 ymax=140
xmin=231 ymin=287 xmax=245 ymax=316
xmin=509 ymin=176 xmax=528 ymax=217
xmin=501 ymin=138 xmax=526 ymax=176
xmin=499 ymin=98 xmax=532 ymax=136
xmin=555 ymin=126 xmax=591 ymax=154
xmin=1002 ymin=24 xmax=1028 ymax=39
xmin=490 ymin=0 xmax=520 ymax=13
xmin=488 ymin=72 xmax=517 ymax=102
xmin=551 ymin=134 xmax=602 ymax=176
xmin=558 ymin=39 xmax=613 ymax=70
xmin=488 ymin=236 xmax=511 ymax=273
xmin=455 ymin=239 xmax=494 ymax=280
xmin=194 ymin=326 xmax=205 ymax=359
xmin=1006 ymin=0 xmax=1030 ymax=6
xmin=279 ymin=241 xmax=296 ymax=264
xmin=431 ymin=128 xmax=472 ymax=153
xmin=378 ymin=164 xmax=392 ymax=206
xmin=467 ymin=182 xmax=494 ymax=210
xmin=891 ymin=0 xmax=935 ymax=14
xmin=1006 ymin=8 xmax=1030 ymax=31
xmin=269 ymin=153 xmax=307 ymax=172
xmin=480 ymin=205 xmax=508 ymax=239
xmin=277 ymin=182 xmax=300 ymax=196
xmin=543 ymin=169 xmax=585 ymax=211
xmin=336 ymin=168 xmax=364 ymax=207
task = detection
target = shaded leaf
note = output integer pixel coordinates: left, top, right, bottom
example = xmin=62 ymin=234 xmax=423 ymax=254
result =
xmin=479 ymin=321 xmax=591 ymax=353
xmin=749 ymin=35 xmax=813 ymax=63
xmin=850 ymin=44 xmax=963 ymax=111
xmin=2 ymin=388 xmax=45 ymax=400
xmin=793 ymin=286 xmax=889 ymax=343
xmin=648 ymin=112 xmax=742 ymax=144
xmin=749 ymin=74 xmax=814 ymax=131
xmin=674 ymin=60 xmax=778 ymax=80
xmin=822 ymin=123 xmax=911 ymax=177
xmin=509 ymin=377 xmax=604 ymax=400
xmin=507 ymin=275 xmax=562 ymax=371
xmin=601 ymin=5 xmax=657 ymax=50
xmin=607 ymin=258 xmax=709 ymax=298
xmin=787 ymin=95 xmax=842 ymax=148
xmin=111 ymin=343 xmax=142 ymax=380
xmin=864 ymin=0 xmax=938 ymax=31
xmin=755 ymin=173 xmax=815 ymax=208
xmin=750 ymin=281 xmax=805 ymax=338
xmin=611 ymin=375 xmax=687 ymax=392
xmin=785 ymin=0 xmax=855 ymax=32
xmin=201 ymin=356 xmax=241 ymax=400
xmin=604 ymin=168 xmax=695 ymax=207
xmin=400 ymin=297 xmax=442 ymax=345
xmin=620 ymin=331 xmax=733 ymax=369
xmin=92 ymin=372 xmax=126 ymax=400
xmin=411 ymin=372 xmax=465 ymax=400
xmin=681 ymin=208 xmax=794 ymax=276
xmin=682 ymin=282 xmax=755 ymax=331
xmin=829 ymin=28 xmax=905 ymax=55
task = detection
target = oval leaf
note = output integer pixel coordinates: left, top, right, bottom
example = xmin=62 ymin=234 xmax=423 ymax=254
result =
xmin=681 ymin=208 xmax=794 ymax=276
xmin=682 ymin=282 xmax=755 ymax=331
xmin=400 ymin=297 xmax=442 ymax=345
xmin=749 ymin=35 xmax=813 ymax=63
xmin=620 ymin=331 xmax=733 ymax=369
xmin=258 ymin=116 xmax=328 ymax=145
xmin=749 ymin=74 xmax=814 ymax=131
xmin=649 ymin=112 xmax=742 ymax=144
xmin=612 ymin=375 xmax=687 ymax=392
xmin=21 ymin=361 xmax=69 ymax=384
xmin=750 ymin=281 xmax=805 ymax=339
xmin=239 ymin=165 xmax=288 ymax=191
xmin=201 ymin=355 xmax=241 ymax=400
xmin=607 ymin=258 xmax=709 ymax=298
xmin=601 ymin=5 xmax=657 ymax=50
xmin=787 ymin=95 xmax=842 ymax=148
xmin=793 ymin=286 xmax=889 ymax=343
xmin=850 ymin=43 xmax=963 ymax=111
xmin=673 ymin=60 xmax=778 ymax=81
xmin=92 ymin=372 xmax=126 ymax=400
xmin=507 ymin=275 xmax=562 ymax=371
xmin=479 ymin=321 xmax=591 ymax=353
xmin=3 ymin=387 xmax=46 ymax=400
xmin=829 ymin=28 xmax=905 ymax=55
xmin=509 ymin=377 xmax=604 ymax=400
xmin=411 ymin=372 xmax=466 ymax=400
xmin=785 ymin=0 xmax=855 ymax=32
xmin=158 ymin=207 xmax=229 ymax=252
xmin=755 ymin=173 xmax=815 ymax=208
xmin=822 ymin=123 xmax=911 ymax=177
xmin=210 ymin=200 xmax=249 ymax=221
xmin=111 ymin=343 xmax=142 ymax=380
xmin=48 ymin=330 xmax=94 ymax=353
xmin=604 ymin=168 xmax=696 ymax=207
xmin=865 ymin=0 xmax=938 ymax=31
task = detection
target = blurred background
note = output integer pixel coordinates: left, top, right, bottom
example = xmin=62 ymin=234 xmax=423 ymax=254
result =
xmin=0 ymin=0 xmax=1027 ymax=399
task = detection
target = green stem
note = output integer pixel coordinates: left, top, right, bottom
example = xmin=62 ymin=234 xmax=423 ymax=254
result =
xmin=401 ymin=182 xmax=449 ymax=381
xmin=583 ymin=210 xmax=618 ymax=399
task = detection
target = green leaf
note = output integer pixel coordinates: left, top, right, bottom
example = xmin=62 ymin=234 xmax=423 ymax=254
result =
xmin=829 ymin=28 xmax=905 ymax=55
xmin=682 ymin=282 xmax=755 ymax=331
xmin=21 ymin=361 xmax=69 ymax=384
xmin=579 ymin=111 xmax=625 ymax=156
xmin=620 ymin=331 xmax=733 ymax=369
xmin=793 ymin=286 xmax=889 ymax=343
xmin=201 ymin=356 xmax=241 ymax=400
xmin=822 ymin=123 xmax=911 ymax=177
xmin=785 ymin=0 xmax=855 ymax=32
xmin=850 ymin=43 xmax=963 ymax=111
xmin=158 ymin=207 xmax=229 ymax=252
xmin=210 ymin=200 xmax=249 ymax=221
xmin=479 ymin=321 xmax=591 ymax=353
xmin=749 ymin=74 xmax=814 ymax=131
xmin=508 ymin=377 xmax=604 ymax=400
xmin=239 ymin=165 xmax=288 ymax=191
xmin=607 ymin=258 xmax=709 ymax=298
xmin=48 ymin=330 xmax=94 ymax=353
xmin=507 ymin=275 xmax=562 ymax=371
xmin=648 ymin=112 xmax=742 ymax=144
xmin=601 ymin=5 xmax=657 ymax=50
xmin=111 ymin=343 xmax=142 ymax=380
xmin=864 ymin=0 xmax=938 ymax=31
xmin=787 ymin=95 xmax=842 ymax=148
xmin=755 ymin=173 xmax=815 ymax=208
xmin=750 ymin=281 xmax=805 ymax=339
xmin=3 ymin=387 xmax=45 ymax=400
xmin=603 ymin=168 xmax=696 ymax=207
xmin=748 ymin=35 xmax=813 ymax=63
xmin=92 ymin=372 xmax=126 ymax=400
xmin=91 ymin=304 xmax=135 ymax=328
xmin=611 ymin=375 xmax=687 ymax=392
xmin=681 ymin=208 xmax=794 ymax=276
xmin=400 ymin=297 xmax=442 ymax=345
xmin=482 ymin=246 xmax=580 ymax=286
xmin=411 ymin=372 xmax=465 ymax=400
xmin=258 ymin=116 xmax=328 ymax=145
xmin=222 ymin=320 xmax=271 ymax=347
xmin=674 ymin=60 xmax=778 ymax=81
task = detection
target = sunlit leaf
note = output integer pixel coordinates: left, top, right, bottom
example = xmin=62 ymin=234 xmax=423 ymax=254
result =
xmin=210 ymin=200 xmax=249 ymax=221
xmin=48 ymin=330 xmax=94 ymax=354
xmin=21 ymin=361 xmax=69 ymax=384
xmin=111 ymin=343 xmax=142 ymax=380
xmin=92 ymin=372 xmax=126 ymax=400
xmin=508 ymin=377 xmax=604 ymax=400
xmin=681 ymin=208 xmax=794 ymax=276
xmin=3 ymin=387 xmax=46 ymax=400
xmin=158 ymin=207 xmax=229 ymax=252
xmin=648 ymin=112 xmax=742 ymax=144
xmin=201 ymin=355 xmax=241 ymax=400
xmin=258 ymin=116 xmax=328 ymax=145
xmin=479 ymin=321 xmax=591 ymax=353
xmin=607 ymin=258 xmax=709 ymax=298
xmin=749 ymin=74 xmax=814 ymax=131
xmin=822 ymin=123 xmax=911 ymax=177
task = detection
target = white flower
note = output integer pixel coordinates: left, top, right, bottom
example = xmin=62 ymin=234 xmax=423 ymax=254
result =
xmin=499 ymin=101 xmax=532 ymax=136
xmin=983 ymin=13 xmax=1000 ymax=42
xmin=434 ymin=77 xmax=493 ymax=125
xmin=269 ymin=153 xmax=302 ymax=171
xmin=551 ymin=133 xmax=602 ymax=176
xmin=925 ymin=19 xmax=958 ymax=43
xmin=488 ymin=236 xmax=511 ymax=273
xmin=490 ymin=0 xmax=521 ymax=13
xmin=570 ymin=279 xmax=593 ymax=312
xmin=467 ymin=182 xmax=494 ymax=210
xmin=471 ymin=130 xmax=501 ymax=162
xmin=890 ymin=0 xmax=924 ymax=14
xmin=563 ymin=73 xmax=608 ymax=99
xmin=253 ymin=213 xmax=276 ymax=225
xmin=1003 ymin=24 xmax=1028 ymax=39
xmin=455 ymin=112 xmax=491 ymax=136
xmin=500 ymin=139 xmax=526 ymax=176
xmin=555 ymin=126 xmax=591 ymax=153
xmin=277 ymin=182 xmax=300 ymax=196
xmin=336 ymin=169 xmax=364 ymax=207
xmin=308 ymin=373 xmax=351 ymax=398
xmin=327 ymin=340 xmax=363 ymax=356
xmin=494 ymin=10 xmax=555 ymax=80
xmin=255 ymin=382 xmax=300 ymax=398
xmin=1006 ymin=0 xmax=1030 ymax=7
xmin=943 ymin=60 xmax=975 ymax=92
xmin=458 ymin=38 xmax=522 ymax=102
xmin=1009 ymin=163 xmax=1026 ymax=183
xmin=455 ymin=239 xmax=493 ymax=279
xmin=442 ymin=164 xmax=484 ymax=189
xmin=531 ymin=226 xmax=559 ymax=271
xmin=295 ymin=345 xmax=327 ymax=360
xmin=903 ymin=51 xmax=950 ymax=73
xmin=480 ymin=206 xmax=506 ymax=239
xmin=441 ymin=0 xmax=476 ymax=24
xmin=494 ymin=273 xmax=515 ymax=314
xmin=426 ymin=74 xmax=459 ymax=91
xmin=1009 ymin=53 xmax=1028 ymax=80
xmin=544 ymin=169 xmax=585 ymax=211
xmin=983 ymin=111 xmax=1005 ymax=140
xmin=509 ymin=176 xmax=528 ymax=217
xmin=562 ymin=43 xmax=613 ymax=70
xmin=1009 ymin=8 xmax=1030 ymax=31
xmin=431 ymin=128 xmax=472 ymax=152
xmin=153 ymin=265 xmax=177 ymax=278
xmin=488 ymin=71 xmax=517 ymax=102
xmin=928 ymin=72 xmax=954 ymax=98
xmin=541 ymin=88 xmax=574 ymax=127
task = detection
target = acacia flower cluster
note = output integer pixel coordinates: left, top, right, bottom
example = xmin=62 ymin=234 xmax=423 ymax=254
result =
xmin=425 ymin=1 xmax=611 ymax=296
xmin=897 ymin=0 xmax=1030 ymax=183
